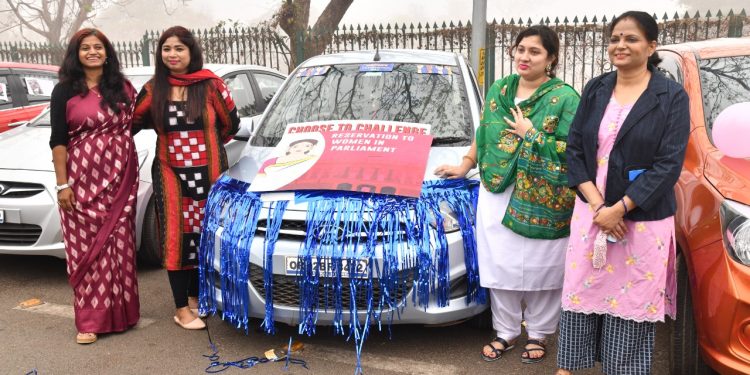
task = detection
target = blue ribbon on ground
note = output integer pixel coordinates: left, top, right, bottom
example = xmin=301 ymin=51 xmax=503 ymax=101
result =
xmin=199 ymin=175 xmax=484 ymax=374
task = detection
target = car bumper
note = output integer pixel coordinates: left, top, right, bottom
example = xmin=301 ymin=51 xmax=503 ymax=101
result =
xmin=208 ymin=224 xmax=487 ymax=326
xmin=0 ymin=169 xmax=152 ymax=259
xmin=0 ymin=169 xmax=65 ymax=258
xmin=689 ymin=239 xmax=750 ymax=375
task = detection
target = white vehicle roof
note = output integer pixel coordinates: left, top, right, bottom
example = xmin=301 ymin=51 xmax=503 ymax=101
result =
xmin=299 ymin=49 xmax=462 ymax=68
xmin=122 ymin=63 xmax=284 ymax=76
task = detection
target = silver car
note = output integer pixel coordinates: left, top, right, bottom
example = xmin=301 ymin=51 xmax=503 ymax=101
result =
xmin=204 ymin=49 xmax=488 ymax=326
xmin=0 ymin=64 xmax=285 ymax=264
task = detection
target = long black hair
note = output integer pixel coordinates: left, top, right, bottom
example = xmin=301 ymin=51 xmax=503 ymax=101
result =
xmin=511 ymin=25 xmax=561 ymax=78
xmin=151 ymin=26 xmax=207 ymax=129
xmin=609 ymin=11 xmax=663 ymax=67
xmin=58 ymin=28 xmax=130 ymax=113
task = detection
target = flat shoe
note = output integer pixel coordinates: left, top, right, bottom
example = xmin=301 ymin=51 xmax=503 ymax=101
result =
xmin=173 ymin=315 xmax=206 ymax=330
xmin=76 ymin=332 xmax=97 ymax=344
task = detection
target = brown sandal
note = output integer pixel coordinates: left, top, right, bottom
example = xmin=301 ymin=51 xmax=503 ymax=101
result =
xmin=76 ymin=332 xmax=97 ymax=344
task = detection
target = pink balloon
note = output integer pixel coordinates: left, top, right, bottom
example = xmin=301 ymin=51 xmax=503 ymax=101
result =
xmin=713 ymin=102 xmax=750 ymax=159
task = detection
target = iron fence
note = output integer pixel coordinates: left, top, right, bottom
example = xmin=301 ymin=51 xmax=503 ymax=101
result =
xmin=138 ymin=27 xmax=290 ymax=71
xmin=487 ymin=9 xmax=749 ymax=92
xmin=0 ymin=9 xmax=747 ymax=92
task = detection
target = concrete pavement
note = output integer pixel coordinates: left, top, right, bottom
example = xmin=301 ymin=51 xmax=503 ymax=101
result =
xmin=0 ymin=254 xmax=670 ymax=374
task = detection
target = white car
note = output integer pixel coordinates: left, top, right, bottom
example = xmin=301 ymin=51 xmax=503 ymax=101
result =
xmin=203 ymin=50 xmax=488 ymax=327
xmin=0 ymin=64 xmax=286 ymax=265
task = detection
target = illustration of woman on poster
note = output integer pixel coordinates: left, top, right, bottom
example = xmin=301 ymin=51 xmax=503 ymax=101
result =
xmin=251 ymin=136 xmax=323 ymax=192
xmin=257 ymin=138 xmax=319 ymax=175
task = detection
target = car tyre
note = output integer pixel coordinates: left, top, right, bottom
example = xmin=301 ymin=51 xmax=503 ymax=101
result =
xmin=469 ymin=304 xmax=492 ymax=330
xmin=670 ymin=253 xmax=716 ymax=375
xmin=138 ymin=197 xmax=162 ymax=267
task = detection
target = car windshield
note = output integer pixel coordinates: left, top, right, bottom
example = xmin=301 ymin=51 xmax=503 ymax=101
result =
xmin=698 ymin=54 xmax=750 ymax=140
xmin=252 ymin=63 xmax=474 ymax=147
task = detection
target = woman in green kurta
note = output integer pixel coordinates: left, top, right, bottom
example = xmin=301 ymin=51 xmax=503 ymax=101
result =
xmin=435 ymin=25 xmax=579 ymax=364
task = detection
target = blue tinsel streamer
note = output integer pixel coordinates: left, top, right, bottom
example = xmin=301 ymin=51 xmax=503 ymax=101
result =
xmin=198 ymin=176 xmax=482 ymax=374
xmin=261 ymin=200 xmax=288 ymax=334
xmin=199 ymin=175 xmax=253 ymax=317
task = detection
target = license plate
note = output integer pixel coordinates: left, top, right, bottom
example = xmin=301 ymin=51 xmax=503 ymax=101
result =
xmin=285 ymin=256 xmax=368 ymax=278
xmin=0 ymin=209 xmax=4 ymax=224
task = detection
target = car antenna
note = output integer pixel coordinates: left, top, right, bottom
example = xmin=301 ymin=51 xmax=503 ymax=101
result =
xmin=373 ymin=46 xmax=381 ymax=62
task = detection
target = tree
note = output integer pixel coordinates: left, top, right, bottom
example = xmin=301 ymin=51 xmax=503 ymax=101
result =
xmin=0 ymin=0 xmax=190 ymax=45
xmin=275 ymin=0 xmax=354 ymax=67
xmin=2 ymin=0 xmax=120 ymax=45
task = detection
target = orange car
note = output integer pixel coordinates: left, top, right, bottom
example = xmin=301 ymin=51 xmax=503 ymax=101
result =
xmin=0 ymin=62 xmax=58 ymax=133
xmin=661 ymin=38 xmax=750 ymax=374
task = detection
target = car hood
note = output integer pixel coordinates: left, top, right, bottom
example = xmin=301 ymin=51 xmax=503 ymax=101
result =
xmin=225 ymin=145 xmax=472 ymax=208
xmin=0 ymin=124 xmax=157 ymax=174
xmin=0 ymin=125 xmax=55 ymax=172
xmin=705 ymin=151 xmax=750 ymax=205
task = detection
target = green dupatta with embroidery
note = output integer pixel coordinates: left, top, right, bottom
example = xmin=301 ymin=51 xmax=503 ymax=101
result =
xmin=476 ymin=74 xmax=580 ymax=239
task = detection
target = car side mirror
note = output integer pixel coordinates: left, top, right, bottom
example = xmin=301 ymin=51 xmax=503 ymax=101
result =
xmin=235 ymin=115 xmax=262 ymax=142
xmin=235 ymin=120 xmax=252 ymax=141
xmin=713 ymin=102 xmax=750 ymax=159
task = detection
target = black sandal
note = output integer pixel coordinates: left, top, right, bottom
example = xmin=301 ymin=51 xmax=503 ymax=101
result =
xmin=481 ymin=337 xmax=516 ymax=362
xmin=521 ymin=339 xmax=547 ymax=364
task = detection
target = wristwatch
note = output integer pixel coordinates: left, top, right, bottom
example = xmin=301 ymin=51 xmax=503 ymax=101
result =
xmin=55 ymin=183 xmax=70 ymax=192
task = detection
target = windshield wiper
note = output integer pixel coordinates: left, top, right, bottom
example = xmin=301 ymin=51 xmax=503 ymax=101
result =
xmin=431 ymin=136 xmax=468 ymax=146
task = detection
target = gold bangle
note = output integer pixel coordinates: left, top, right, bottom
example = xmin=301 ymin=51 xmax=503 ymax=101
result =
xmin=462 ymin=155 xmax=477 ymax=168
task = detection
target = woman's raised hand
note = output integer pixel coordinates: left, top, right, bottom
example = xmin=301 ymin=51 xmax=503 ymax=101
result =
xmin=504 ymin=105 xmax=534 ymax=137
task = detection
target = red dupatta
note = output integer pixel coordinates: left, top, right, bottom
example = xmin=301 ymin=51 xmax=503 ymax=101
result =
xmin=166 ymin=70 xmax=237 ymax=135
xmin=167 ymin=69 xmax=223 ymax=86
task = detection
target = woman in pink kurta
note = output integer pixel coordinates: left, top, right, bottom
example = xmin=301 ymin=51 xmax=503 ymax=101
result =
xmin=556 ymin=11 xmax=689 ymax=375
xmin=561 ymin=97 xmax=677 ymax=320
xmin=50 ymin=29 xmax=139 ymax=344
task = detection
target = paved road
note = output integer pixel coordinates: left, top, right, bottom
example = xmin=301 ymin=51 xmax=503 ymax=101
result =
xmin=0 ymin=254 xmax=670 ymax=374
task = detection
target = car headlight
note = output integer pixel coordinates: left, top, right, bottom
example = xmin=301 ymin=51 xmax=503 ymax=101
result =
xmin=428 ymin=201 xmax=474 ymax=234
xmin=720 ymin=200 xmax=750 ymax=265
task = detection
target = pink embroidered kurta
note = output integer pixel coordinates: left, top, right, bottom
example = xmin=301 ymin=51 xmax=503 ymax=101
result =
xmin=561 ymin=97 xmax=677 ymax=322
xmin=59 ymin=84 xmax=140 ymax=333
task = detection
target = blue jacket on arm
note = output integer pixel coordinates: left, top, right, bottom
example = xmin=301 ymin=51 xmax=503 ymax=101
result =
xmin=565 ymin=65 xmax=690 ymax=221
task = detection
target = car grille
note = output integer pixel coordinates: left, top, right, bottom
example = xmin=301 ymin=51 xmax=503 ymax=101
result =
xmin=249 ymin=263 xmax=414 ymax=309
xmin=256 ymin=219 xmax=411 ymax=242
xmin=0 ymin=181 xmax=46 ymax=198
xmin=0 ymin=223 xmax=42 ymax=245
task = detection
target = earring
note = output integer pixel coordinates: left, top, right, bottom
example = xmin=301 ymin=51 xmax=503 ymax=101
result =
xmin=545 ymin=64 xmax=552 ymax=73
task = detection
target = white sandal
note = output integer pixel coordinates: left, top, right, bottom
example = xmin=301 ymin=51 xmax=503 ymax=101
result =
xmin=173 ymin=315 xmax=205 ymax=330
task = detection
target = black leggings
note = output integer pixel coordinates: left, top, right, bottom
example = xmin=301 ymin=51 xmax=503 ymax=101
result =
xmin=167 ymin=269 xmax=199 ymax=308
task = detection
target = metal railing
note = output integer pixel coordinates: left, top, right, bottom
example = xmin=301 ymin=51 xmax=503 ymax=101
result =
xmin=0 ymin=9 xmax=747 ymax=92
xmin=487 ymin=9 xmax=749 ymax=91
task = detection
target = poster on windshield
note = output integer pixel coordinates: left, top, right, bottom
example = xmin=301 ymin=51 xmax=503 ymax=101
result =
xmin=249 ymin=120 xmax=433 ymax=198
xmin=23 ymin=77 xmax=54 ymax=96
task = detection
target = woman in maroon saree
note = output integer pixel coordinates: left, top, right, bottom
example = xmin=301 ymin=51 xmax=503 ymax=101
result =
xmin=49 ymin=28 xmax=139 ymax=344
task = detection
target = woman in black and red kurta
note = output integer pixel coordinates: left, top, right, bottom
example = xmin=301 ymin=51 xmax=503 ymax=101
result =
xmin=133 ymin=26 xmax=239 ymax=329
